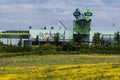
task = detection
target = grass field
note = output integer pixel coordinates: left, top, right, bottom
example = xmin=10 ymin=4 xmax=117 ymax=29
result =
xmin=0 ymin=53 xmax=120 ymax=80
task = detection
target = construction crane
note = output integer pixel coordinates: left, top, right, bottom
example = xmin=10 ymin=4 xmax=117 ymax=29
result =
xmin=58 ymin=21 xmax=68 ymax=30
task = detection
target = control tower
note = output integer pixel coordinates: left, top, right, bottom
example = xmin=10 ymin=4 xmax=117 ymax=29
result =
xmin=73 ymin=8 xmax=93 ymax=43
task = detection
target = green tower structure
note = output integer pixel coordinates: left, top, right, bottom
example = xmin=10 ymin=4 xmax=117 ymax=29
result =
xmin=73 ymin=8 xmax=92 ymax=43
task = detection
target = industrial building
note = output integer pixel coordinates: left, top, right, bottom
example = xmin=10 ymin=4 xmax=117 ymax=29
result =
xmin=0 ymin=8 xmax=117 ymax=46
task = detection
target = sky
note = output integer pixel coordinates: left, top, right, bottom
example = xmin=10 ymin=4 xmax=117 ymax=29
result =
xmin=0 ymin=0 xmax=120 ymax=31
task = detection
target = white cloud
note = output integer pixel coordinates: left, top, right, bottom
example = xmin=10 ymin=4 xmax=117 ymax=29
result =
xmin=0 ymin=0 xmax=119 ymax=30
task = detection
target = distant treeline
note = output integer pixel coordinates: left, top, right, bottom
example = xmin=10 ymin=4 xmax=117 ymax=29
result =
xmin=0 ymin=42 xmax=120 ymax=55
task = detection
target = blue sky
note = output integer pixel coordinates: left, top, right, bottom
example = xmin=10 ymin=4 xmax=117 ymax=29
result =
xmin=0 ymin=0 xmax=120 ymax=31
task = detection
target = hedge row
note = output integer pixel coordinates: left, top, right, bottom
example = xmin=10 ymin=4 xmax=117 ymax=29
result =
xmin=0 ymin=42 xmax=120 ymax=55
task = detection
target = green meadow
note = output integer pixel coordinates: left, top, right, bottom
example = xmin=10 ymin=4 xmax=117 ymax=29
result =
xmin=0 ymin=53 xmax=120 ymax=80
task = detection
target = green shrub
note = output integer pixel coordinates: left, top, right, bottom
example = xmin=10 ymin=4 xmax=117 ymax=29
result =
xmin=111 ymin=45 xmax=120 ymax=54
xmin=62 ymin=42 xmax=80 ymax=51
xmin=23 ymin=45 xmax=32 ymax=52
xmin=80 ymin=43 xmax=89 ymax=49
xmin=56 ymin=45 xmax=62 ymax=51
xmin=5 ymin=45 xmax=23 ymax=52
xmin=0 ymin=45 xmax=5 ymax=52
xmin=35 ymin=43 xmax=56 ymax=55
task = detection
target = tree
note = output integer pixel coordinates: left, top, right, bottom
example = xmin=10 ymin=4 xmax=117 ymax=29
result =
xmin=18 ymin=37 xmax=22 ymax=46
xmin=53 ymin=33 xmax=60 ymax=46
xmin=46 ymin=37 xmax=50 ymax=43
xmin=93 ymin=32 xmax=101 ymax=45
xmin=73 ymin=33 xmax=82 ymax=43
xmin=34 ymin=35 xmax=39 ymax=45
xmin=115 ymin=32 xmax=120 ymax=45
